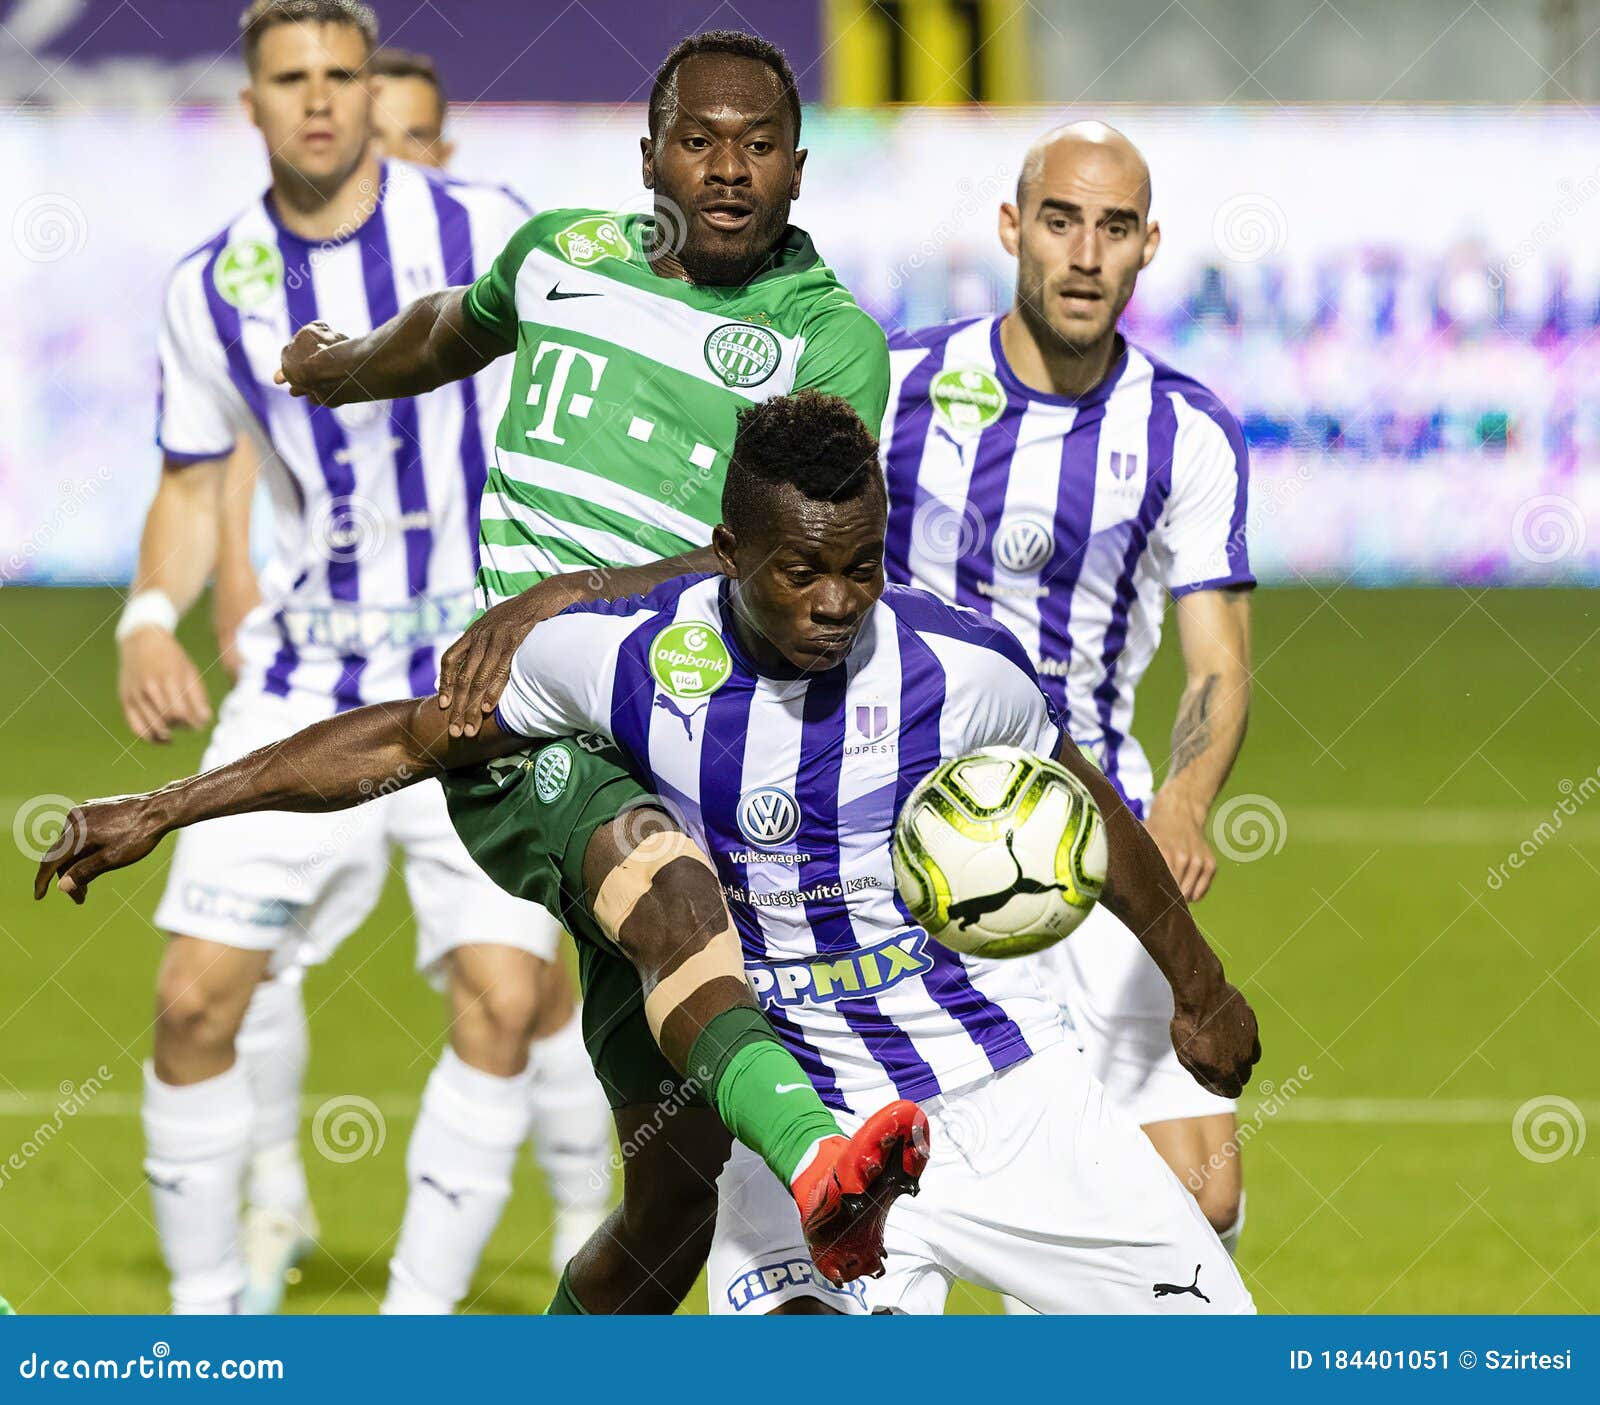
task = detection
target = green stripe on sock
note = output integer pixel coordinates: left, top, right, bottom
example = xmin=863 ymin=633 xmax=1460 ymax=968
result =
xmin=545 ymin=1265 xmax=590 ymax=1315
xmin=687 ymin=1006 xmax=842 ymax=1185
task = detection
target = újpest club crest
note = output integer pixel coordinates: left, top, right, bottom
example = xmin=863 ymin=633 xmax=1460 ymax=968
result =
xmin=650 ymin=623 xmax=733 ymax=699
xmin=704 ymin=322 xmax=782 ymax=388
xmin=556 ymin=215 xmax=632 ymax=268
xmin=930 ymin=367 xmax=1007 ymax=433
xmin=213 ymin=240 xmax=283 ymax=310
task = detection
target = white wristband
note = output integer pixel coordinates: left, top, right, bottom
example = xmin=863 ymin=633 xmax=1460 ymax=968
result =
xmin=115 ymin=589 xmax=179 ymax=642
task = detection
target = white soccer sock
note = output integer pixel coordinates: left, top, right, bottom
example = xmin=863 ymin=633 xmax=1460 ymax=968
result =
xmin=1219 ymin=1189 xmax=1247 ymax=1257
xmin=142 ymin=1060 xmax=252 ymax=1314
xmin=382 ymin=1049 xmax=535 ymax=1315
xmin=526 ymin=1007 xmax=614 ymax=1213
xmin=235 ymin=975 xmax=311 ymax=1221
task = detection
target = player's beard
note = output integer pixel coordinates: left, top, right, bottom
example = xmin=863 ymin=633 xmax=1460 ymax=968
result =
xmin=1016 ymin=258 xmax=1118 ymax=363
xmin=673 ymin=197 xmax=791 ymax=287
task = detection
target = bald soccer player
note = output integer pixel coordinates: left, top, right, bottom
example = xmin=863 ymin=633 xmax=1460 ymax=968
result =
xmin=879 ymin=123 xmax=1255 ymax=1268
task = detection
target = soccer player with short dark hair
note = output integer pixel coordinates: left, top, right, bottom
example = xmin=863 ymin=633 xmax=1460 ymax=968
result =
xmin=40 ymin=390 xmax=1260 ymax=1314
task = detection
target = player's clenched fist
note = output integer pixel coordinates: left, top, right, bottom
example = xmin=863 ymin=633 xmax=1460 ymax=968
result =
xmin=1169 ymin=980 xmax=1260 ymax=1099
xmin=32 ymin=795 xmax=168 ymax=905
xmin=275 ymin=321 xmax=358 ymax=405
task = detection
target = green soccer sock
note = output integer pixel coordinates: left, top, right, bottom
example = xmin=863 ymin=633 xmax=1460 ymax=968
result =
xmin=544 ymin=1265 xmax=590 ymax=1315
xmin=687 ymin=1006 xmax=843 ymax=1186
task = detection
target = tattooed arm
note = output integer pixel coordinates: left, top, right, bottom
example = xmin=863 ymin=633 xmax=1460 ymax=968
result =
xmin=1144 ymin=587 xmax=1252 ymax=901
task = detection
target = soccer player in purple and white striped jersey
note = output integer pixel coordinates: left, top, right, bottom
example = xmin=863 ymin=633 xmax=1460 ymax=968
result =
xmin=116 ymin=0 xmax=609 ymax=1316
xmin=879 ymin=123 xmax=1255 ymax=1253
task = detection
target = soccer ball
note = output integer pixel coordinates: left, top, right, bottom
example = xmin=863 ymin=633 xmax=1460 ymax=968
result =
xmin=892 ymin=746 xmax=1107 ymax=959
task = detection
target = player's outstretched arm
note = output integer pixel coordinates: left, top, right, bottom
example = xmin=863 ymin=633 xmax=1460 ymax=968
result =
xmin=275 ymin=287 xmax=508 ymax=407
xmin=34 ymin=696 xmax=519 ymax=906
xmin=437 ymin=547 xmax=719 ymax=738
xmin=1053 ymin=736 xmax=1260 ymax=1098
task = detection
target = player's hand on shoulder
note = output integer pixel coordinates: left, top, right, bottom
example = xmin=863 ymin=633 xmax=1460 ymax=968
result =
xmin=118 ymin=628 xmax=211 ymax=744
xmin=1144 ymin=791 xmax=1217 ymax=902
xmin=275 ymin=321 xmax=354 ymax=405
xmin=32 ymin=795 xmax=168 ymax=906
xmin=437 ymin=576 xmax=580 ymax=739
xmin=1169 ymin=979 xmax=1260 ymax=1099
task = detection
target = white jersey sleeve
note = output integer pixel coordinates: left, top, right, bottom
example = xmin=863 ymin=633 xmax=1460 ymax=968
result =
xmin=1156 ymin=393 xmax=1253 ymax=597
xmin=496 ymin=608 xmax=623 ymax=740
xmin=929 ymin=611 xmax=1065 ymax=760
xmin=973 ymin=653 xmax=1063 ymax=759
xmin=155 ymin=255 xmax=245 ymax=462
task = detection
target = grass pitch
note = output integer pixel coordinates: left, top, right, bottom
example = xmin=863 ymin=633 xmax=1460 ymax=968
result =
xmin=1 ymin=586 xmax=1596 ymax=1314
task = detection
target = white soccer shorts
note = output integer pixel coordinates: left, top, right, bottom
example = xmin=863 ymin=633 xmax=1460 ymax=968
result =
xmin=1033 ymin=903 xmax=1237 ymax=1126
xmin=708 ymin=1041 xmax=1254 ymax=1315
xmin=153 ymin=688 xmax=561 ymax=977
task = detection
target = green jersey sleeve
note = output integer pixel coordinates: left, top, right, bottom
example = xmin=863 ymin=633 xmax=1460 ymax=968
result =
xmin=462 ymin=216 xmax=544 ymax=348
xmin=793 ymin=302 xmax=891 ymax=431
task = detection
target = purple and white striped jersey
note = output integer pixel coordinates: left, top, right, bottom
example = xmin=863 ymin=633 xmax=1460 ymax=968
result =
xmin=495 ymin=573 xmax=1069 ymax=1116
xmin=156 ymin=160 xmax=528 ymax=714
xmin=880 ymin=317 xmax=1252 ymax=814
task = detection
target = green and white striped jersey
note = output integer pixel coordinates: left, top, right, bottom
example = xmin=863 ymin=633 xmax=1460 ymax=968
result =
xmin=462 ymin=209 xmax=890 ymax=605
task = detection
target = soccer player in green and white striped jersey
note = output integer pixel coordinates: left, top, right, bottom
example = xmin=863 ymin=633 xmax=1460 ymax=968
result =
xmin=275 ymin=30 xmax=899 ymax=1314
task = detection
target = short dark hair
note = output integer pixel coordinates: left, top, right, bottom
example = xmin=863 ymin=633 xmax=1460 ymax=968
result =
xmin=722 ymin=392 xmax=883 ymax=535
xmin=648 ymin=29 xmax=801 ymax=144
xmin=369 ymin=45 xmax=445 ymax=108
xmin=239 ymin=0 xmax=378 ymax=71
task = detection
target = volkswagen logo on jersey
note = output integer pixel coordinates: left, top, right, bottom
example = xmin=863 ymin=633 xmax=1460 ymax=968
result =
xmin=704 ymin=322 xmax=782 ymax=387
xmin=737 ymin=786 xmax=802 ymax=849
xmin=994 ymin=517 xmax=1055 ymax=573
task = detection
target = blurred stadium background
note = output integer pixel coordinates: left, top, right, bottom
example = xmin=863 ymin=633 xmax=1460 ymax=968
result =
xmin=1 ymin=0 xmax=1596 ymax=1313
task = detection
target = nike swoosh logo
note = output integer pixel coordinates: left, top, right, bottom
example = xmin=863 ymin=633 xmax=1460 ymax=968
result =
xmin=547 ymin=284 xmax=601 ymax=300
xmin=775 ymin=1083 xmax=810 ymax=1094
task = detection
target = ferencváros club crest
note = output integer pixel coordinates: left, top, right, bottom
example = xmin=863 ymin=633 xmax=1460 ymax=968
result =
xmin=704 ymin=322 xmax=782 ymax=388
xmin=649 ymin=622 xmax=733 ymax=699
xmin=213 ymin=240 xmax=284 ymax=310
xmin=929 ymin=367 xmax=1006 ymax=433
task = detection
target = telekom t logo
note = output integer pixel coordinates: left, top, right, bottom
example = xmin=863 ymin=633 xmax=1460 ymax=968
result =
xmin=524 ymin=340 xmax=609 ymax=445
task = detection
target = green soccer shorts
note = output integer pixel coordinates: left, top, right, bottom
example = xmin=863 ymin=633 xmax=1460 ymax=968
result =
xmin=439 ymin=736 xmax=704 ymax=1111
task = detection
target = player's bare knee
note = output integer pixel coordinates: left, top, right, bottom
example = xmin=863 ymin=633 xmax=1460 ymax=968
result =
xmin=152 ymin=938 xmax=259 ymax=1062
xmin=615 ymin=857 xmax=727 ymax=971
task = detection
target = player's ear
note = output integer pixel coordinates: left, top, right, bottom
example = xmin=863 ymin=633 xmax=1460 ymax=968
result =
xmin=998 ymin=202 xmax=1021 ymax=257
xmin=790 ymin=146 xmax=807 ymax=200
xmin=640 ymin=134 xmax=655 ymax=189
xmin=711 ymin=524 xmax=739 ymax=579
xmin=438 ymin=137 xmax=457 ymax=168
xmin=241 ymin=82 xmax=257 ymax=131
xmin=1141 ymin=218 xmax=1160 ymax=270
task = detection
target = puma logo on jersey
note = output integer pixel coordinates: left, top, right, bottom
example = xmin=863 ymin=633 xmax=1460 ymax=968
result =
xmin=653 ymin=692 xmax=704 ymax=739
xmin=1152 ymin=1265 xmax=1210 ymax=1303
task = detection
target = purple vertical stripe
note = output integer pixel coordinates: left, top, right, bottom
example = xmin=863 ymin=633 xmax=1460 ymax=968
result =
xmin=278 ymin=228 xmax=365 ymax=711
xmin=882 ymin=321 xmax=974 ymax=584
xmin=793 ymin=667 xmax=938 ymax=1101
xmin=952 ymin=406 xmax=1022 ymax=618
xmin=428 ymin=181 xmax=491 ymax=561
xmin=696 ymin=667 xmax=846 ymax=1112
xmin=199 ymin=229 xmax=303 ymax=699
xmin=888 ymin=612 xmax=1031 ymax=1072
xmin=1033 ymin=398 xmax=1110 ymax=719
xmin=607 ymin=612 xmax=663 ymax=764
xmin=356 ymin=196 xmax=435 ymax=699
xmin=1092 ymin=387 xmax=1178 ymax=800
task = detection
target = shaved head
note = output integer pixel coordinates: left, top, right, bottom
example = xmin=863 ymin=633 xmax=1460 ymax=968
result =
xmin=1017 ymin=121 xmax=1152 ymax=217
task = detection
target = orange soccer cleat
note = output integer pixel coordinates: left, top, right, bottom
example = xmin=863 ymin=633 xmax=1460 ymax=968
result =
xmin=791 ymin=1099 xmax=930 ymax=1286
